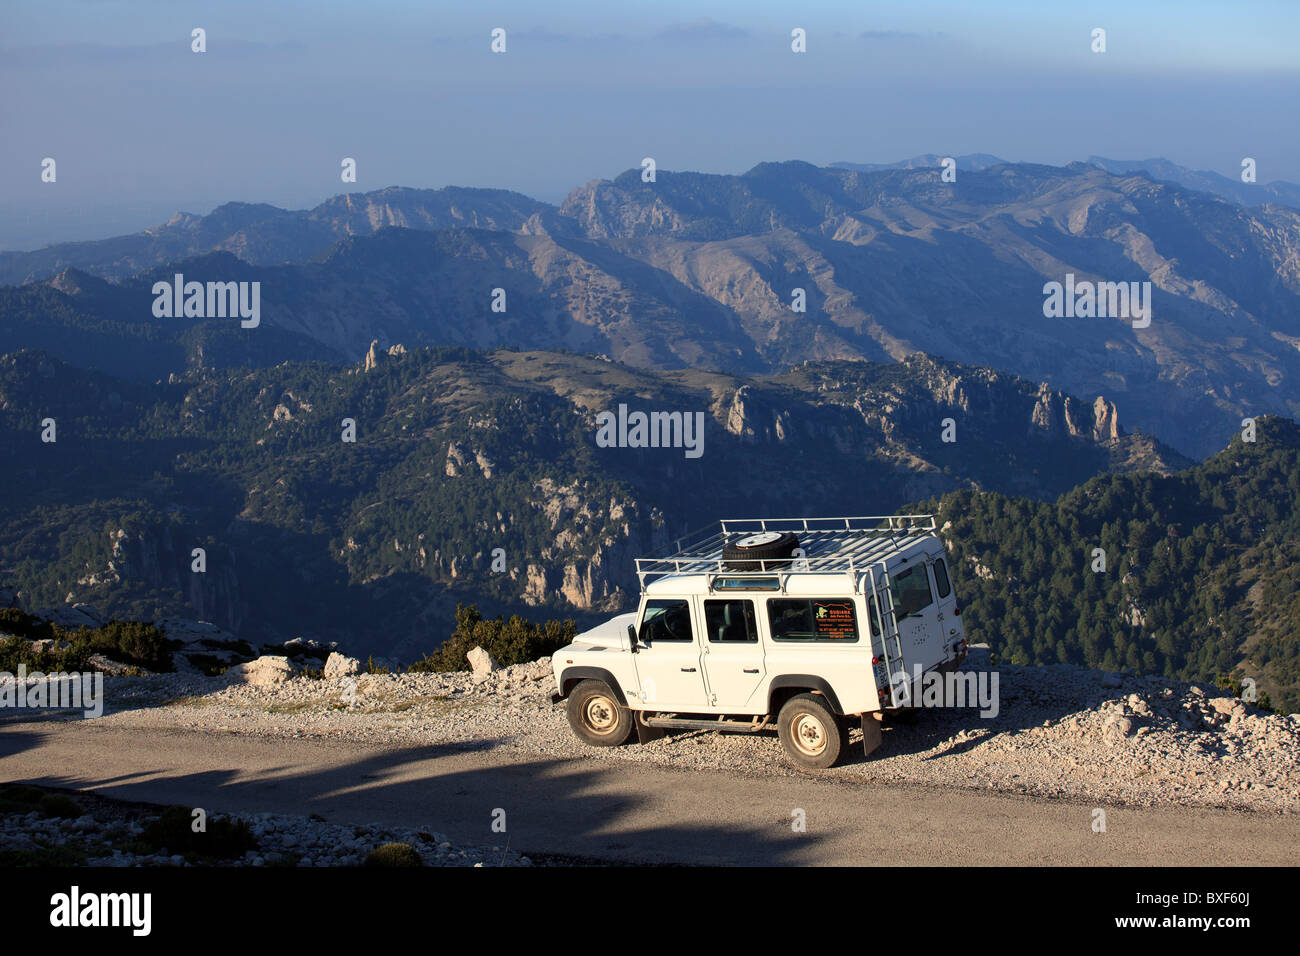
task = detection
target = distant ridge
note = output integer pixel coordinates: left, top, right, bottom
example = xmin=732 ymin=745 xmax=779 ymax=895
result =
xmin=1085 ymin=156 xmax=1300 ymax=210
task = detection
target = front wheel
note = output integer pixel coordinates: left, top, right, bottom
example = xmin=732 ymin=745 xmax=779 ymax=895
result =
xmin=777 ymin=693 xmax=847 ymax=769
xmin=566 ymin=679 xmax=635 ymax=747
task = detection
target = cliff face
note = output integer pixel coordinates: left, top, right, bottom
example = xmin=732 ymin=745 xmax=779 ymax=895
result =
xmin=0 ymin=346 xmax=1191 ymax=657
xmin=69 ymin=525 xmax=245 ymax=636
xmin=1029 ymin=382 xmax=1121 ymax=442
xmin=716 ymin=353 xmax=1158 ymax=472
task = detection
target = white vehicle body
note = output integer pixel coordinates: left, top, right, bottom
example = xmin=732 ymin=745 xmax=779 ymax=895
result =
xmin=552 ymin=515 xmax=969 ymax=768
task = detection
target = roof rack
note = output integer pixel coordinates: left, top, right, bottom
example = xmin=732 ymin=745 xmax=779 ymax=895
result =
xmin=634 ymin=514 xmax=937 ymax=590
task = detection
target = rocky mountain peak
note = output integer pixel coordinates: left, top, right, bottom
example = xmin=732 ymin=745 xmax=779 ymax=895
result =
xmin=363 ymin=340 xmax=407 ymax=372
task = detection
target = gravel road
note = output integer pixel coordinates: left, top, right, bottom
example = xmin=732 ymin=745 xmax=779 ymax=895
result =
xmin=1 ymin=648 xmax=1297 ymax=864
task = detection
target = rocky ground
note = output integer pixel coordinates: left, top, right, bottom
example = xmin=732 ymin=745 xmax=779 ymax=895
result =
xmin=9 ymin=645 xmax=1298 ymax=821
xmin=0 ymin=784 xmax=530 ymax=867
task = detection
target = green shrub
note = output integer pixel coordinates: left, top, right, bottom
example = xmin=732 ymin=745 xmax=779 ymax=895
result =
xmin=261 ymin=640 xmax=330 ymax=662
xmin=182 ymin=653 xmax=230 ymax=676
xmin=364 ymin=842 xmax=422 ymax=867
xmin=0 ymin=616 xmax=174 ymax=674
xmin=37 ymin=793 xmax=82 ymax=819
xmin=0 ymin=633 xmax=90 ymax=673
xmin=79 ymin=620 xmax=173 ymax=672
xmin=408 ymin=603 xmax=576 ymax=673
xmin=0 ymin=608 xmax=52 ymax=641
xmin=140 ymin=805 xmax=257 ymax=860
xmin=0 ymin=784 xmax=48 ymax=814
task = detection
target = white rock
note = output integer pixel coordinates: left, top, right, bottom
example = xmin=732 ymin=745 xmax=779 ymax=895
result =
xmin=467 ymin=646 xmax=498 ymax=676
xmin=324 ymin=652 xmax=360 ymax=679
xmin=226 ymin=655 xmax=299 ymax=688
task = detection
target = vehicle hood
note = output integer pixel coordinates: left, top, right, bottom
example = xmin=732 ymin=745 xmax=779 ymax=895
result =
xmin=570 ymin=611 xmax=636 ymax=651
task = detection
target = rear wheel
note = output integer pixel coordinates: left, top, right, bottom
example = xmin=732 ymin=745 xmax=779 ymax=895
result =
xmin=777 ymin=693 xmax=847 ymax=769
xmin=566 ymin=679 xmax=635 ymax=747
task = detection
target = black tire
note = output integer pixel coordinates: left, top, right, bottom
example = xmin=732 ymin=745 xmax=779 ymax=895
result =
xmin=722 ymin=531 xmax=800 ymax=571
xmin=777 ymin=693 xmax=847 ymax=769
xmin=566 ymin=679 xmax=635 ymax=747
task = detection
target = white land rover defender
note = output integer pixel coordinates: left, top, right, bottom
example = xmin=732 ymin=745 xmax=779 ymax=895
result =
xmin=550 ymin=515 xmax=969 ymax=769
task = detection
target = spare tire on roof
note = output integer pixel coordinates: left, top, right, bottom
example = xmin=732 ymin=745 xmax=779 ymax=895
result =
xmin=722 ymin=530 xmax=800 ymax=571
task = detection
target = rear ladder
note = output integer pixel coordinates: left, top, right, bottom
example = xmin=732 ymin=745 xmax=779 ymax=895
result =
xmin=867 ymin=564 xmax=911 ymax=708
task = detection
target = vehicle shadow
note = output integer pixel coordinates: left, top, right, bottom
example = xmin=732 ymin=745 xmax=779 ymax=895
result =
xmin=4 ymin=730 xmax=826 ymax=866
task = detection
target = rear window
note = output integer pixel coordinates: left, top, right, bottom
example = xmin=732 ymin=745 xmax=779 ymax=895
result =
xmin=704 ymin=599 xmax=759 ymax=643
xmin=891 ymin=563 xmax=933 ymax=619
xmin=933 ymin=558 xmax=952 ymax=599
xmin=767 ymin=599 xmax=858 ymax=642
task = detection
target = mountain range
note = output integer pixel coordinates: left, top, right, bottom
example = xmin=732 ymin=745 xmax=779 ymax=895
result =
xmin=4 ymin=157 xmax=1300 ymax=459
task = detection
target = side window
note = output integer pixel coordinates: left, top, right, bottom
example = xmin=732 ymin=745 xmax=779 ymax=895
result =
xmin=766 ymin=599 xmax=858 ymax=642
xmin=640 ymin=599 xmax=695 ymax=643
xmin=868 ymin=594 xmax=882 ymax=636
xmin=933 ymin=558 xmax=952 ymax=599
xmin=704 ymin=599 xmax=758 ymax=643
xmin=891 ymin=564 xmax=934 ymax=619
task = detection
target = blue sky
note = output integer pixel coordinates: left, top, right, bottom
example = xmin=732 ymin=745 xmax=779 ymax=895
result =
xmin=3 ymin=0 xmax=1299 ymax=248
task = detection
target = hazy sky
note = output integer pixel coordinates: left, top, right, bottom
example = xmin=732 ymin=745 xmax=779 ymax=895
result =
xmin=3 ymin=0 xmax=1299 ymax=249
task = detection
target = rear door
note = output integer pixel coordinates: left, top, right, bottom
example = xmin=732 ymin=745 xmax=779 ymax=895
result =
xmin=889 ymin=560 xmax=944 ymax=675
xmin=631 ymin=597 xmax=709 ymax=711
xmin=698 ymin=596 xmax=765 ymax=712
xmin=929 ymin=553 xmax=964 ymax=661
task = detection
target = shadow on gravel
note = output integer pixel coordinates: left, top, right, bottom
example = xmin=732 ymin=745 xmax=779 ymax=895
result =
xmin=0 ymin=726 xmax=47 ymax=760
xmin=3 ymin=729 xmax=823 ymax=865
xmin=864 ymin=654 xmax=1115 ymax=763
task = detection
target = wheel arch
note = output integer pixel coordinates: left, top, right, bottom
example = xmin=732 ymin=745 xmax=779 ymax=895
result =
xmin=768 ymin=675 xmax=844 ymax=715
xmin=558 ymin=666 xmax=629 ymax=706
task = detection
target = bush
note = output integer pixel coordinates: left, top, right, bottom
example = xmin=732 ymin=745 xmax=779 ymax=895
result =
xmin=0 ymin=608 xmax=52 ymax=641
xmin=364 ymin=842 xmax=422 ymax=867
xmin=0 ymin=616 xmax=173 ymax=674
xmin=79 ymin=621 xmax=173 ymax=672
xmin=0 ymin=633 xmax=89 ymax=673
xmin=261 ymin=640 xmax=329 ymax=662
xmin=140 ymin=805 xmax=257 ymax=860
xmin=183 ymin=653 xmax=229 ymax=677
xmin=0 ymin=785 xmax=48 ymax=814
xmin=408 ymin=604 xmax=575 ymax=673
xmin=37 ymin=793 xmax=82 ymax=819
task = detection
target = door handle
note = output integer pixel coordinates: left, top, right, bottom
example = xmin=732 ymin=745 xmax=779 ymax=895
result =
xmin=743 ymin=668 xmax=760 ymax=674
xmin=681 ymin=667 xmax=697 ymax=672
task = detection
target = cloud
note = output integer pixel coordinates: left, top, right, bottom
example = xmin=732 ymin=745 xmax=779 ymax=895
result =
xmin=657 ymin=18 xmax=749 ymax=41
xmin=859 ymin=30 xmax=944 ymax=41
xmin=0 ymin=38 xmax=306 ymax=66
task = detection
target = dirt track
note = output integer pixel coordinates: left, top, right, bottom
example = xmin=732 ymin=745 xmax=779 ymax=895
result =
xmin=2 ymin=719 xmax=1295 ymax=866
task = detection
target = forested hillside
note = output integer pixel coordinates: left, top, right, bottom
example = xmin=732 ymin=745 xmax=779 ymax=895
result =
xmin=0 ymin=343 xmax=1177 ymax=662
xmin=923 ymin=417 xmax=1300 ymax=711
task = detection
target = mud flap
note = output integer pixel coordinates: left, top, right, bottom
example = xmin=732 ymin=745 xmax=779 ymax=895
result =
xmin=635 ymin=711 xmax=666 ymax=744
xmin=862 ymin=712 xmax=884 ymax=758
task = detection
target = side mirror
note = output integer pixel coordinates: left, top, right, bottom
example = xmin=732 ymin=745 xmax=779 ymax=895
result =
xmin=628 ymin=623 xmax=639 ymax=652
